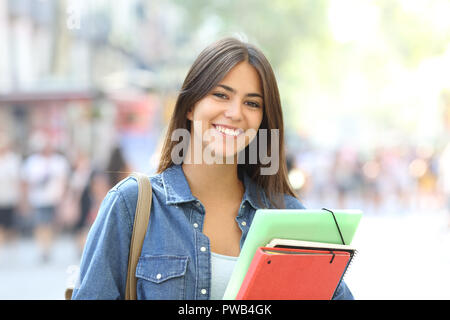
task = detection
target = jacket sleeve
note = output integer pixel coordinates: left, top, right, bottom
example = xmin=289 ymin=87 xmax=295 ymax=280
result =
xmin=332 ymin=280 xmax=354 ymax=300
xmin=71 ymin=188 xmax=133 ymax=300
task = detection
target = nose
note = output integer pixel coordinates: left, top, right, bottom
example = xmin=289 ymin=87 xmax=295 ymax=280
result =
xmin=224 ymin=99 xmax=243 ymax=121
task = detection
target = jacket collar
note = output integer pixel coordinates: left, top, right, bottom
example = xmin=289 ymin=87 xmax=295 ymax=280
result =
xmin=161 ymin=164 xmax=267 ymax=209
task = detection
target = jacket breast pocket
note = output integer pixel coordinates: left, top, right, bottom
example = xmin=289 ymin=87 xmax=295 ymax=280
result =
xmin=135 ymin=255 xmax=188 ymax=300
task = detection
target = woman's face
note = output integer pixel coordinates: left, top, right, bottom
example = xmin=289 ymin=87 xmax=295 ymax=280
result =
xmin=187 ymin=61 xmax=264 ymax=161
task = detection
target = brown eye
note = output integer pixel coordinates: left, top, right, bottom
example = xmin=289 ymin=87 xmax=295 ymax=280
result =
xmin=246 ymin=101 xmax=261 ymax=108
xmin=213 ymin=92 xmax=228 ymax=99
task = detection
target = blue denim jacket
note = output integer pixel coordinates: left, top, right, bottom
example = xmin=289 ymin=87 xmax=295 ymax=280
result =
xmin=72 ymin=164 xmax=354 ymax=300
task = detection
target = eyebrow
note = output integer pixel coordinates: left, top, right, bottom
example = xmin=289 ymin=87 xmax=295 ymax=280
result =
xmin=217 ymin=84 xmax=263 ymax=99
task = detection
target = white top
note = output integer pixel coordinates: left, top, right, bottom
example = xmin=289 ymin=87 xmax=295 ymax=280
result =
xmin=21 ymin=153 xmax=70 ymax=207
xmin=0 ymin=151 xmax=21 ymax=206
xmin=210 ymin=252 xmax=238 ymax=300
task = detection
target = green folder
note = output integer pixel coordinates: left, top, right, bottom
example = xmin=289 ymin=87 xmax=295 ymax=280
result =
xmin=222 ymin=208 xmax=363 ymax=300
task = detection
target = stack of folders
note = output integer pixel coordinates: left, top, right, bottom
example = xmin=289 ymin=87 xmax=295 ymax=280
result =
xmin=235 ymin=238 xmax=357 ymax=300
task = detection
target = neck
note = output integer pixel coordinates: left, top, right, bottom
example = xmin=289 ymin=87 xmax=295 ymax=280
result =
xmin=182 ymin=162 xmax=243 ymax=199
xmin=180 ymin=136 xmax=245 ymax=202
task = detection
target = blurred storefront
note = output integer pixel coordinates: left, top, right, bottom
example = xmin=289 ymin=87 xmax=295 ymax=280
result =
xmin=0 ymin=90 xmax=107 ymax=165
xmin=0 ymin=0 xmax=174 ymax=172
xmin=0 ymin=88 xmax=163 ymax=173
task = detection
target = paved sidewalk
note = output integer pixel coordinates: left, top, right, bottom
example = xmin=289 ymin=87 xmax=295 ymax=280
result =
xmin=345 ymin=210 xmax=450 ymax=299
xmin=0 ymin=234 xmax=80 ymax=300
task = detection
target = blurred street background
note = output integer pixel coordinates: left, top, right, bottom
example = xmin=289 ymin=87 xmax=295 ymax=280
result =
xmin=0 ymin=0 xmax=450 ymax=299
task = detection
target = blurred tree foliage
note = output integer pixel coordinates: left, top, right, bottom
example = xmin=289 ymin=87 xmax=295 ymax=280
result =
xmin=168 ymin=0 xmax=450 ymax=143
xmin=171 ymin=0 xmax=333 ymax=128
xmin=172 ymin=0 xmax=336 ymax=68
xmin=378 ymin=0 xmax=450 ymax=67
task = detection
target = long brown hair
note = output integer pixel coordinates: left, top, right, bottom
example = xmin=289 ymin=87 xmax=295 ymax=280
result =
xmin=157 ymin=37 xmax=297 ymax=208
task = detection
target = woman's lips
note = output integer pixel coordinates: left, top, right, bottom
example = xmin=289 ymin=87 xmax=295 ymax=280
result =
xmin=212 ymin=124 xmax=244 ymax=137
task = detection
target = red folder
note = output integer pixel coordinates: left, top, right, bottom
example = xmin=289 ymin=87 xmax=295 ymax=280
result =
xmin=235 ymin=247 xmax=351 ymax=300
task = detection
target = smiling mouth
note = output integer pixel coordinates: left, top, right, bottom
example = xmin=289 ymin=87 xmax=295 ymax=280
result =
xmin=212 ymin=124 xmax=244 ymax=137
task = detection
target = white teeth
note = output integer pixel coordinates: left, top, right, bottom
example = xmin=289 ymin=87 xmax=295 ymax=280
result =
xmin=214 ymin=125 xmax=242 ymax=136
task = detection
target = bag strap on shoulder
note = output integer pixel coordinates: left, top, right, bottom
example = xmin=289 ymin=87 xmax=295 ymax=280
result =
xmin=125 ymin=172 xmax=152 ymax=300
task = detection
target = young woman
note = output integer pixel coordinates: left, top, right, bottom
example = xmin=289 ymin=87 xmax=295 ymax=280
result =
xmin=72 ymin=38 xmax=354 ymax=300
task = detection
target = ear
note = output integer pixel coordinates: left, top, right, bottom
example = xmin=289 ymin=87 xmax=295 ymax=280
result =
xmin=186 ymin=107 xmax=193 ymax=121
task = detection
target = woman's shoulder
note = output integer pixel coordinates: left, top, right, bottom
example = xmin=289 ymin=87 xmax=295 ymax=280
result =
xmin=108 ymin=172 xmax=165 ymax=208
xmin=112 ymin=172 xmax=164 ymax=193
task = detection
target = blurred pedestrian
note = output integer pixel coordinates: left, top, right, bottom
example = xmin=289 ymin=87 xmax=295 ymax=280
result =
xmin=74 ymin=146 xmax=131 ymax=256
xmin=74 ymin=169 xmax=110 ymax=257
xmin=21 ymin=132 xmax=70 ymax=263
xmin=331 ymin=147 xmax=359 ymax=209
xmin=0 ymin=133 xmax=21 ymax=256
xmin=58 ymin=151 xmax=91 ymax=231
xmin=106 ymin=145 xmax=132 ymax=187
xmin=438 ymin=143 xmax=450 ymax=228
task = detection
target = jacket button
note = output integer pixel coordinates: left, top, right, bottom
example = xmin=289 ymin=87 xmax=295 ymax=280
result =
xmin=200 ymin=246 xmax=206 ymax=252
xmin=193 ymin=223 xmax=199 ymax=228
xmin=156 ymin=273 xmax=162 ymax=280
xmin=201 ymin=289 xmax=207 ymax=295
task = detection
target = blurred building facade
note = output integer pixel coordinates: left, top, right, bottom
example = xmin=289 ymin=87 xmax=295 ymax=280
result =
xmin=0 ymin=0 xmax=183 ymax=172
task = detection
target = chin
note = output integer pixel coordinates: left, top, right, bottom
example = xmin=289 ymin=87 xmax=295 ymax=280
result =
xmin=204 ymin=144 xmax=241 ymax=163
